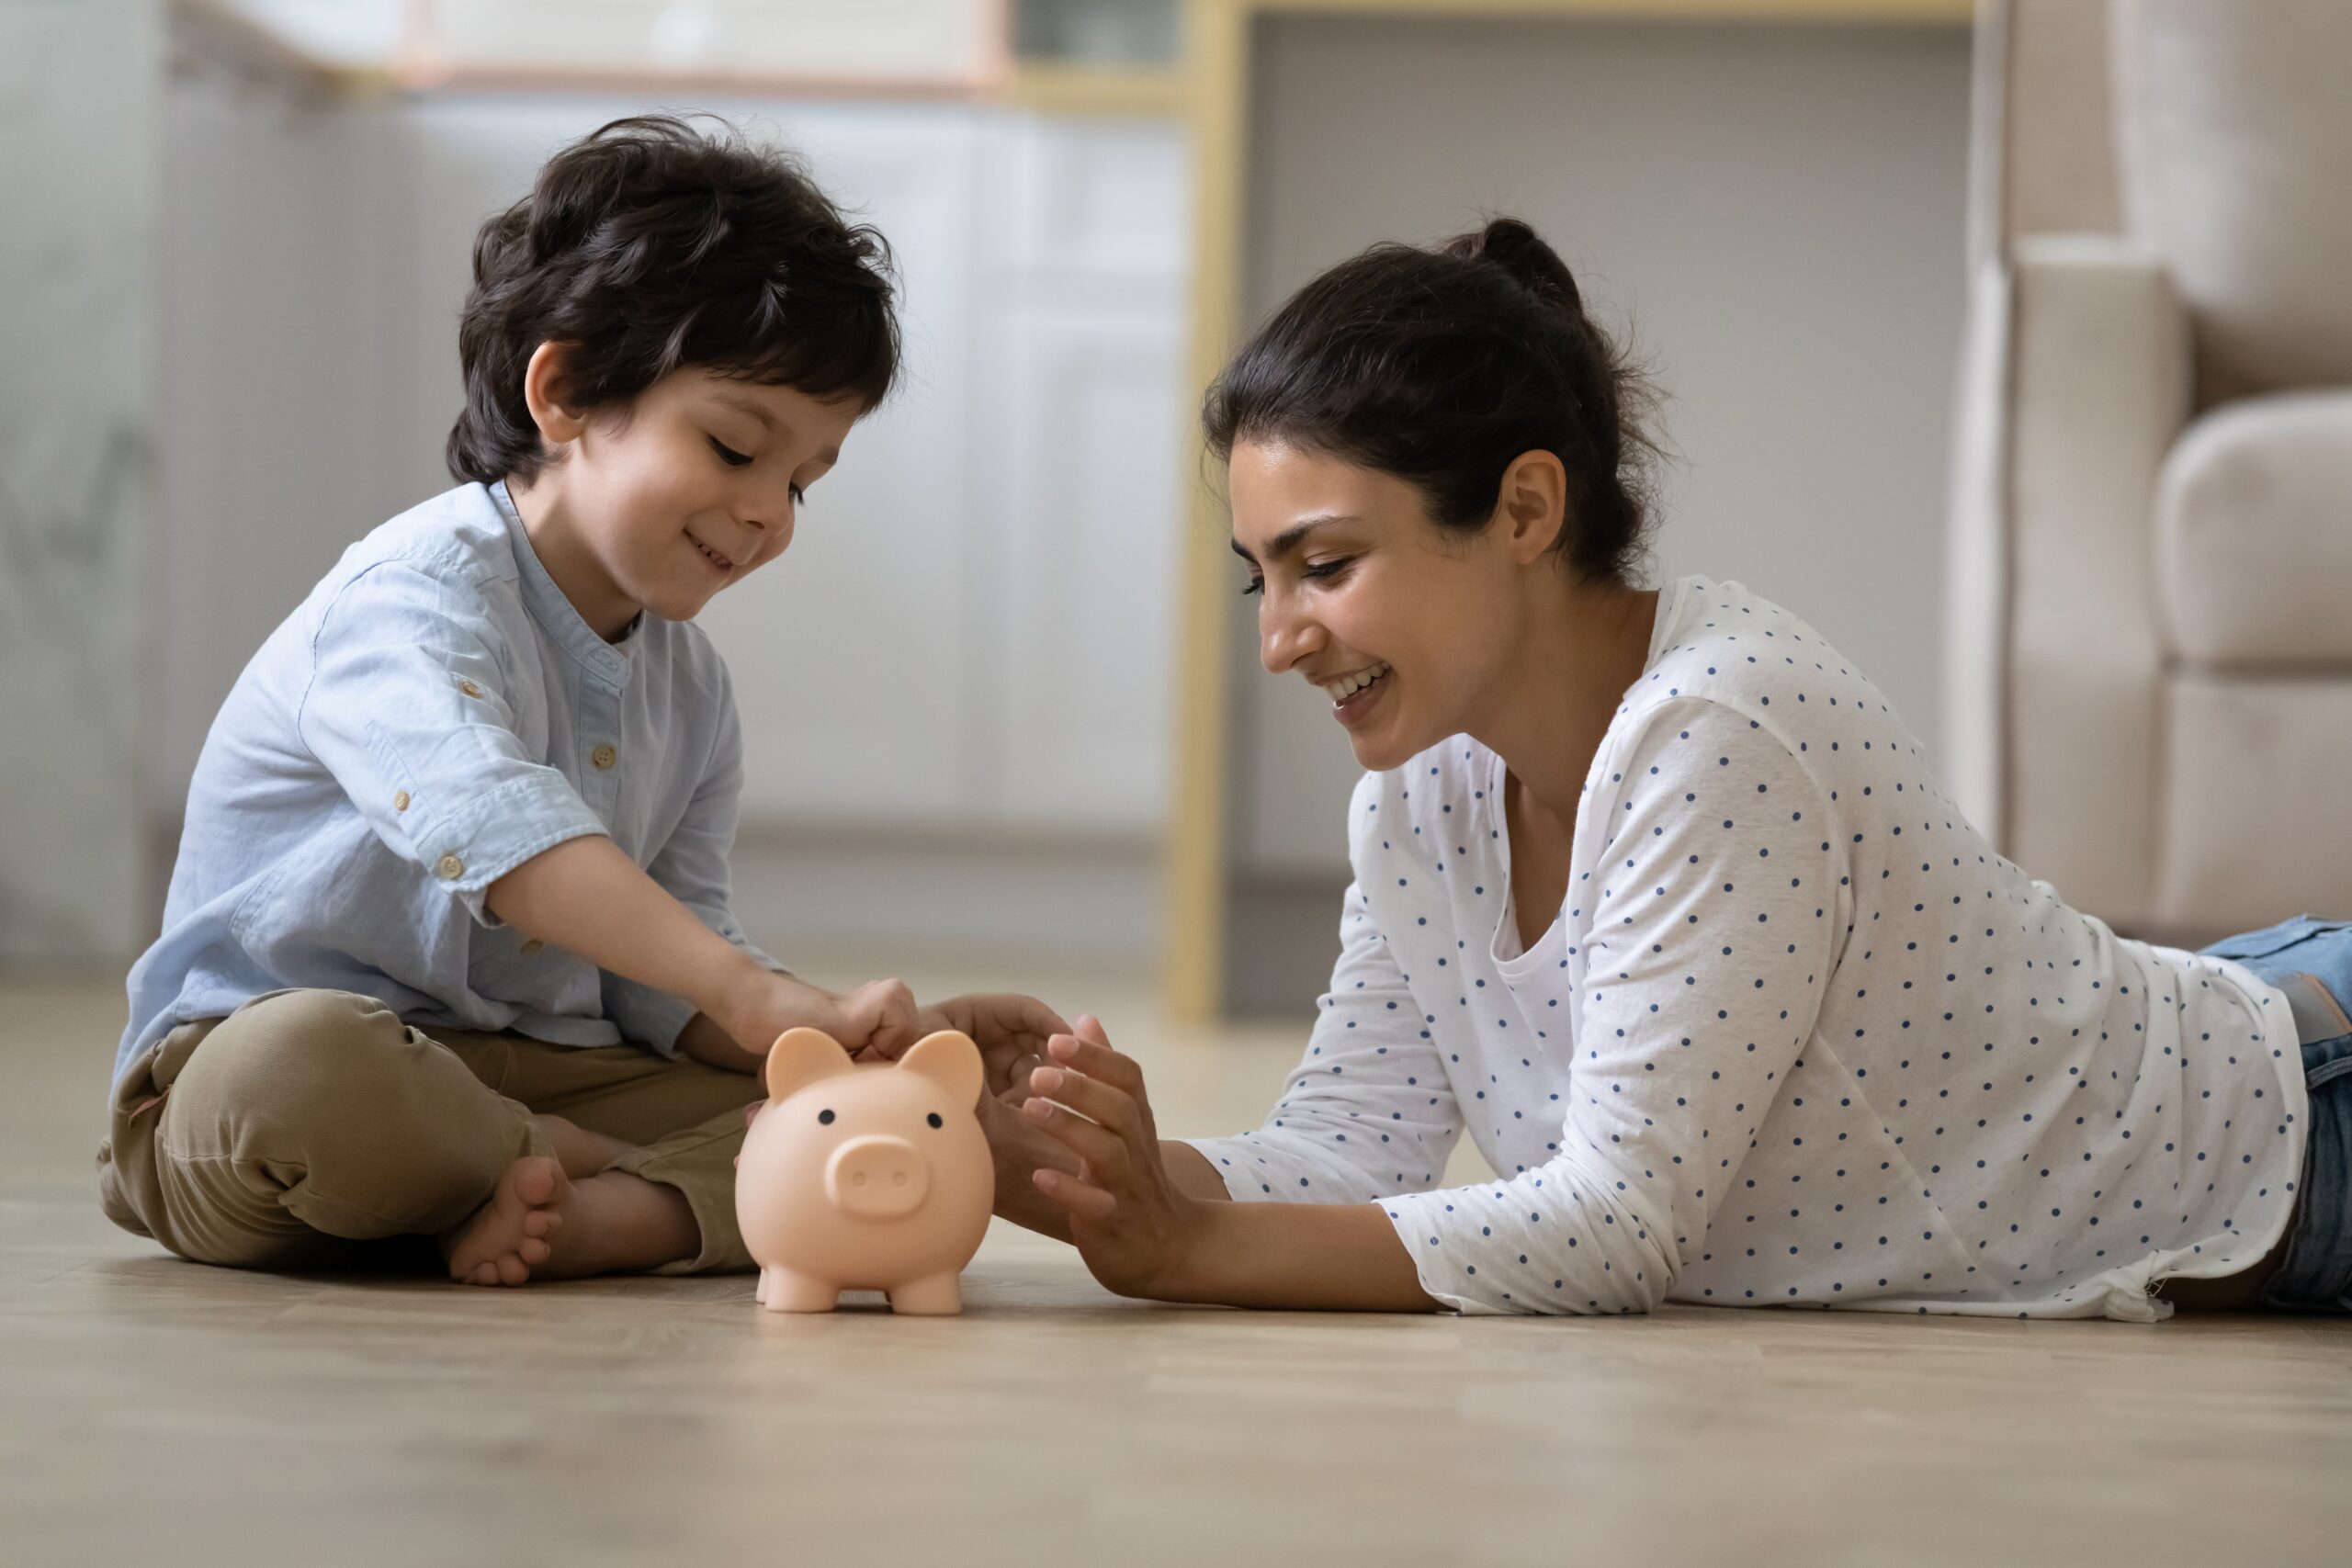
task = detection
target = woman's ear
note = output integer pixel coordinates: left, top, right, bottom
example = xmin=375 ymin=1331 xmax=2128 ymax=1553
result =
xmin=1494 ymin=449 xmax=1567 ymax=564
xmin=522 ymin=340 xmax=589 ymax=449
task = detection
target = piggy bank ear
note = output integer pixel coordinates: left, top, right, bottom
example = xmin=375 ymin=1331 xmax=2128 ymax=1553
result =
xmin=897 ymin=1030 xmax=983 ymax=1108
xmin=764 ymin=1027 xmax=855 ymax=1102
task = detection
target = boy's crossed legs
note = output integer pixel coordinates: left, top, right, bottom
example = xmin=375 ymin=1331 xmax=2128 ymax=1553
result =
xmin=97 ymin=988 xmax=765 ymax=1283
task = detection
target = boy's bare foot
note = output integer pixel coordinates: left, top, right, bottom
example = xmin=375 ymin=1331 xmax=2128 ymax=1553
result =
xmin=443 ymin=1156 xmax=700 ymax=1286
xmin=534 ymin=1111 xmax=631 ymax=1179
xmin=444 ymin=1156 xmax=565 ymax=1285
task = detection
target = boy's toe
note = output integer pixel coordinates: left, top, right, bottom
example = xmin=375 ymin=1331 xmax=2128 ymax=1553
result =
xmin=513 ymin=1158 xmax=560 ymax=1208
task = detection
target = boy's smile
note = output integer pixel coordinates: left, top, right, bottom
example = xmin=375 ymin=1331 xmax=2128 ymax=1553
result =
xmin=507 ymin=355 xmax=864 ymax=640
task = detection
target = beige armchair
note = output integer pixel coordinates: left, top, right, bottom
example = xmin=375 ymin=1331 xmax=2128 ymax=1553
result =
xmin=1948 ymin=0 xmax=2352 ymax=944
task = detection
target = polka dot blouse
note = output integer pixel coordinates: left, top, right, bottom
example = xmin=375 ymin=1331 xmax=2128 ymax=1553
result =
xmin=1184 ymin=579 xmax=2305 ymax=1319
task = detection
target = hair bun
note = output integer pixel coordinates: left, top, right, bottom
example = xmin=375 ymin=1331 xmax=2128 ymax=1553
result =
xmin=1454 ymin=217 xmax=1584 ymax=315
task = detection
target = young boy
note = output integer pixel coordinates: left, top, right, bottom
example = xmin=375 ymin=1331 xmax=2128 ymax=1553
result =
xmin=98 ymin=115 xmax=1065 ymax=1286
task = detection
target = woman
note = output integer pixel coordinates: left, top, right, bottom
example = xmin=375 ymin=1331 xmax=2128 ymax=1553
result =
xmin=989 ymin=219 xmax=2346 ymax=1319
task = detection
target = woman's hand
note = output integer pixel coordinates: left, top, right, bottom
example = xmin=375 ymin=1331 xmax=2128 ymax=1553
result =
xmin=1020 ymin=1017 xmax=1207 ymax=1298
xmin=892 ymin=991 xmax=1069 ymax=1086
xmin=901 ymin=992 xmax=1088 ymax=1237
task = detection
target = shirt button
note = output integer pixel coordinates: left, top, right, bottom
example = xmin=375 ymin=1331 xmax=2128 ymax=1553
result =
xmin=436 ymin=853 xmax=465 ymax=880
xmin=521 ymin=939 xmax=545 ymax=956
xmin=393 ymin=790 xmax=411 ymax=812
xmin=593 ymin=743 xmax=617 ymax=771
xmin=458 ymin=679 xmax=484 ymax=698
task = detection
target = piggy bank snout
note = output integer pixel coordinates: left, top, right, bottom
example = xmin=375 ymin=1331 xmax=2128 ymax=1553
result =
xmin=825 ymin=1134 xmax=931 ymax=1218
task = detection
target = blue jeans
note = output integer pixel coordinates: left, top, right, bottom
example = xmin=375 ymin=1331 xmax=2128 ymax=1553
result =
xmin=2199 ymin=916 xmax=2352 ymax=1312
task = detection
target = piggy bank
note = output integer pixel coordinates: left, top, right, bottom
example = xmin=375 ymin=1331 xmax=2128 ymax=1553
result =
xmin=735 ymin=1026 xmax=994 ymax=1314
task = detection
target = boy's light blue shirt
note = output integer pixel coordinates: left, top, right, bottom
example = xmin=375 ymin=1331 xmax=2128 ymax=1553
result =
xmin=114 ymin=480 xmax=781 ymax=1089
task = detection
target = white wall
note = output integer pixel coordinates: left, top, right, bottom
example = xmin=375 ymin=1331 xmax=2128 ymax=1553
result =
xmin=0 ymin=0 xmax=165 ymax=971
xmin=1223 ymin=14 xmax=1973 ymax=1010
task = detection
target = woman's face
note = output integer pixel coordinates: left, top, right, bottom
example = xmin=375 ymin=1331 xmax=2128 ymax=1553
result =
xmin=1228 ymin=440 xmax=1527 ymax=773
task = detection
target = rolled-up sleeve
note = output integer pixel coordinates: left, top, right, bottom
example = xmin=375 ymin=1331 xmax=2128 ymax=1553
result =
xmin=601 ymin=668 xmax=786 ymax=1056
xmin=297 ymin=560 xmax=609 ymax=927
xmin=1184 ymin=774 xmax=1465 ymax=1201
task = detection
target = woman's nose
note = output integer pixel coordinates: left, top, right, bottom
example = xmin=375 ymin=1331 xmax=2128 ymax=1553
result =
xmin=1259 ymin=598 xmax=1325 ymax=674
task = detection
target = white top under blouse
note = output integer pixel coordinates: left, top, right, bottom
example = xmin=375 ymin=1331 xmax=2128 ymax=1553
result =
xmin=1185 ymin=578 xmax=2306 ymax=1319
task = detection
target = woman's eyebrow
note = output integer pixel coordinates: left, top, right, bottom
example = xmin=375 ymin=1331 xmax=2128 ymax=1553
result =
xmin=1232 ymin=513 xmax=1357 ymax=567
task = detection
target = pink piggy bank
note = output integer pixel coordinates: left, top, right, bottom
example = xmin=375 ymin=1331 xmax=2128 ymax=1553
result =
xmin=736 ymin=1026 xmax=994 ymax=1314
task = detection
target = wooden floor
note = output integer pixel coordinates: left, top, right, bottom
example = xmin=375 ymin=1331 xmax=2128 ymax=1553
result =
xmin=6 ymin=966 xmax=2349 ymax=1567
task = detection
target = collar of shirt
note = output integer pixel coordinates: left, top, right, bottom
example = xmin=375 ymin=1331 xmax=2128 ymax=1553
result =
xmin=489 ymin=479 xmax=639 ymax=690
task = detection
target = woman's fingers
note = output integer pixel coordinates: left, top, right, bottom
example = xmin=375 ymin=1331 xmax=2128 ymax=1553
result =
xmin=995 ymin=1052 xmax=1046 ymax=1100
xmin=1032 ymin=1167 xmax=1117 ymax=1224
xmin=1043 ymin=1028 xmax=1146 ymax=1101
xmin=1027 ymin=1063 xmax=1146 ymax=1145
xmin=944 ymin=992 xmax=1073 ymax=1055
xmin=1022 ymin=1090 xmax=1132 ymax=1176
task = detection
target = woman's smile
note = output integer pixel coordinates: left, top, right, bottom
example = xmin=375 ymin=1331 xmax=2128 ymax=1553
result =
xmin=1318 ymin=660 xmax=1393 ymax=728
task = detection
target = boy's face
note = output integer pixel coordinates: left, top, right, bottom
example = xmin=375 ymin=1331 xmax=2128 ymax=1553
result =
xmin=518 ymin=357 xmax=862 ymax=636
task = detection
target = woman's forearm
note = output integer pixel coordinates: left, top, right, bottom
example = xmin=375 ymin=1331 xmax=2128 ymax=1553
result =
xmin=1169 ymin=1199 xmax=1438 ymax=1312
xmin=1162 ymin=1139 xmax=1230 ymax=1202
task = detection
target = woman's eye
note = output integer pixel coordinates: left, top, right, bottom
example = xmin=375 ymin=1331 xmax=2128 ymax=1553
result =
xmin=788 ymin=482 xmax=807 ymax=507
xmin=1239 ymin=578 xmax=1264 ymax=598
xmin=1304 ymin=558 xmax=1353 ymax=581
xmin=708 ymin=436 xmax=753 ymax=468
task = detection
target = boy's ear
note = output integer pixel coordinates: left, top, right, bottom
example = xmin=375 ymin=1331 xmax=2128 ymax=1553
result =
xmin=522 ymin=340 xmax=588 ymax=446
xmin=896 ymin=1030 xmax=983 ymax=1109
xmin=764 ymin=1027 xmax=855 ymax=1102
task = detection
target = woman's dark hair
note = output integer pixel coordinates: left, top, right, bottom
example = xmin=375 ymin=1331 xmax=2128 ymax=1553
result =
xmin=1202 ymin=217 xmax=1660 ymax=584
xmin=447 ymin=114 xmax=899 ymax=486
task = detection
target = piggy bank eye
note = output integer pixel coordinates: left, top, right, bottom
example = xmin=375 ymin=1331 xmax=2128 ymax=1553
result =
xmin=926 ymin=1112 xmax=944 ymax=1129
xmin=818 ymin=1109 xmax=835 ymax=1125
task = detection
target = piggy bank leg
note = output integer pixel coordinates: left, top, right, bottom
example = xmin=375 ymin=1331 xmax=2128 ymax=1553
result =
xmin=760 ymin=1266 xmax=840 ymax=1314
xmin=886 ymin=1272 xmax=963 ymax=1316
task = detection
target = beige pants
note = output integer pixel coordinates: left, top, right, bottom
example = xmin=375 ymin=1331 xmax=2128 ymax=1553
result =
xmin=96 ymin=988 xmax=763 ymax=1274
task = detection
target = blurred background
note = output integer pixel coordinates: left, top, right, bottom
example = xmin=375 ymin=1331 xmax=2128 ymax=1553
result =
xmin=5 ymin=0 xmax=2346 ymax=1038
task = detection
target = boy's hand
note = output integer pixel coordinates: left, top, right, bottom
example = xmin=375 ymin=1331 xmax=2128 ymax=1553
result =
xmin=718 ymin=968 xmax=918 ymax=1062
xmin=836 ymin=976 xmax=924 ymax=1057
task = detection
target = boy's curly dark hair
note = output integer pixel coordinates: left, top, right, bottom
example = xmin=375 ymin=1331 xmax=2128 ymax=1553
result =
xmin=447 ymin=114 xmax=899 ymax=486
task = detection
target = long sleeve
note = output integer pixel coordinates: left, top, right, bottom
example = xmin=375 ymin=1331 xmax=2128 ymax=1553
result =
xmin=600 ymin=665 xmax=786 ymax=1055
xmin=1384 ymin=698 xmax=1841 ymax=1314
xmin=1184 ymin=775 xmax=1465 ymax=1201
